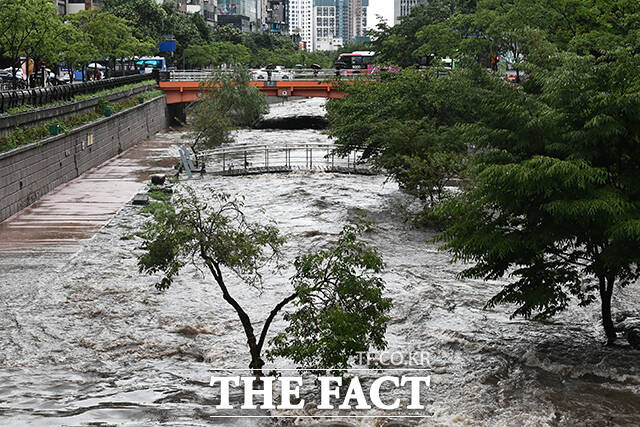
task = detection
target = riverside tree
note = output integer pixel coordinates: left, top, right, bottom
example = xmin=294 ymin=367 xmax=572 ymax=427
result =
xmin=329 ymin=0 xmax=640 ymax=344
xmin=0 ymin=0 xmax=64 ymax=86
xmin=188 ymin=68 xmax=267 ymax=163
xmin=326 ymin=68 xmax=477 ymax=209
xmin=137 ymin=186 xmax=391 ymax=375
xmin=436 ymin=50 xmax=640 ymax=344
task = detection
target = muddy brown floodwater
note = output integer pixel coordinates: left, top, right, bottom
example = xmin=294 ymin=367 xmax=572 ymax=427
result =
xmin=0 ymin=99 xmax=639 ymax=426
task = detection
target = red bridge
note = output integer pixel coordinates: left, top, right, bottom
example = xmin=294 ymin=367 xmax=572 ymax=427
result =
xmin=159 ymin=70 xmax=350 ymax=104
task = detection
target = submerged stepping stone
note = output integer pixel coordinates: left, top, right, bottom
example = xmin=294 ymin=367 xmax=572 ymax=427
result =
xmin=132 ymin=193 xmax=150 ymax=206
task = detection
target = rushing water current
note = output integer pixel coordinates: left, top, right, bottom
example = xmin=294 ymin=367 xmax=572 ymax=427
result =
xmin=1 ymin=99 xmax=639 ymax=426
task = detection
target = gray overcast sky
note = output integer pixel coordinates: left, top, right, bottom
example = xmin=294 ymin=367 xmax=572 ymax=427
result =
xmin=367 ymin=0 xmax=394 ymax=29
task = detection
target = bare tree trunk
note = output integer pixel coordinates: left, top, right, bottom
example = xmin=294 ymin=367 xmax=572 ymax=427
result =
xmin=200 ymin=253 xmax=297 ymax=377
xmin=599 ymin=275 xmax=617 ymax=345
xmin=203 ymin=255 xmax=264 ymax=377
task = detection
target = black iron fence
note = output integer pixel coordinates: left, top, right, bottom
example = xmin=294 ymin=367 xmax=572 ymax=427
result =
xmin=0 ymin=74 xmax=152 ymax=114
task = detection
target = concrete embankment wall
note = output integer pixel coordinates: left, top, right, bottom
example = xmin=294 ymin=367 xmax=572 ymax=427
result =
xmin=0 ymin=95 xmax=168 ymax=223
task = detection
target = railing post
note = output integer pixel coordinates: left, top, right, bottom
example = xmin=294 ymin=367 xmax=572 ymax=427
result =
xmin=244 ymin=151 xmax=247 ymax=170
xmin=222 ymin=152 xmax=226 ymax=171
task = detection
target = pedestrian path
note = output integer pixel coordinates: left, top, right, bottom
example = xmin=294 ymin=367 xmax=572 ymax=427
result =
xmin=0 ymin=134 xmax=177 ymax=255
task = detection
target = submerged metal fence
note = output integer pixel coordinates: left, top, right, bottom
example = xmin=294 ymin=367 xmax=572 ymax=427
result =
xmin=202 ymin=143 xmax=376 ymax=176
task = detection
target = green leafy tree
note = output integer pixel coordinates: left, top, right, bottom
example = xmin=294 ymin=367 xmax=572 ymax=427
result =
xmin=268 ymin=224 xmax=391 ymax=369
xmin=0 ymin=0 xmax=64 ymax=86
xmin=327 ymin=68 xmax=479 ymax=208
xmin=245 ymin=32 xmax=298 ymax=53
xmin=474 ymin=0 xmax=553 ymax=80
xmin=183 ymin=44 xmax=215 ymax=68
xmin=437 ymin=50 xmax=640 ymax=344
xmin=102 ymin=0 xmax=166 ymax=40
xmin=58 ymin=21 xmax=94 ymax=82
xmin=84 ymin=10 xmax=140 ymax=78
xmin=137 ymin=186 xmax=390 ymax=375
xmin=188 ymin=68 xmax=267 ymax=159
xmin=211 ymin=24 xmax=245 ymax=45
xmin=372 ymin=1 xmax=475 ymax=67
xmin=66 ymin=10 xmax=102 ymax=81
xmin=210 ymin=41 xmax=251 ymax=66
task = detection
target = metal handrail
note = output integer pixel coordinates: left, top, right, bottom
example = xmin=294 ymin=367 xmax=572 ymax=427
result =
xmin=200 ymin=143 xmax=373 ymax=175
xmin=163 ymin=69 xmax=345 ymax=82
xmin=0 ymin=73 xmax=149 ymax=114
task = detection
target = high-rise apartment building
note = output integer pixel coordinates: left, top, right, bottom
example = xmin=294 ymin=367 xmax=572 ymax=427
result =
xmin=313 ymin=0 xmax=341 ymax=51
xmin=394 ymin=0 xmax=426 ymax=25
xmin=348 ymin=0 xmax=367 ymax=42
xmin=288 ymin=0 xmax=314 ymax=50
xmin=311 ymin=0 xmax=367 ymax=52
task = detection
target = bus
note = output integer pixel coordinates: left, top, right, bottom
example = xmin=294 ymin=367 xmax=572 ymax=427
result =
xmin=136 ymin=57 xmax=167 ymax=74
xmin=335 ymin=51 xmax=377 ymax=75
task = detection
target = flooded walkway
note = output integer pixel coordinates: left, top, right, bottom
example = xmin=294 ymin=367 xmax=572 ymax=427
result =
xmin=0 ymin=134 xmax=179 ymax=255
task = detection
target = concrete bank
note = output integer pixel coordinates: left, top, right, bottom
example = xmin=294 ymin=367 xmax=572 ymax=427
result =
xmin=0 ymin=95 xmax=168 ymax=223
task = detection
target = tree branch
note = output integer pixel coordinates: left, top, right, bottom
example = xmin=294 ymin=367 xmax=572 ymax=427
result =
xmin=257 ymin=292 xmax=298 ymax=353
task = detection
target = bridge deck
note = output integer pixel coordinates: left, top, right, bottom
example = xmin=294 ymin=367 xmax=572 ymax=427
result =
xmin=157 ymin=69 xmax=371 ymax=103
xmin=160 ymin=79 xmax=349 ymax=104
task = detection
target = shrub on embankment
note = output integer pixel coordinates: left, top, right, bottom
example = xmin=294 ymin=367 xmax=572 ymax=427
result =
xmin=0 ymin=90 xmax=162 ymax=153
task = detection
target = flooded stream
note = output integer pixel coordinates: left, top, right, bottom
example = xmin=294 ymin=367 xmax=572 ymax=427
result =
xmin=0 ymin=98 xmax=639 ymax=426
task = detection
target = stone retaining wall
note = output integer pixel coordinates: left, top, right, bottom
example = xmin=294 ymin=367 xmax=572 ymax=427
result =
xmin=0 ymin=95 xmax=167 ymax=223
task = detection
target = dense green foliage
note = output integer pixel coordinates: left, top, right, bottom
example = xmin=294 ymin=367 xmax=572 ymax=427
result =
xmin=103 ymin=0 xmax=209 ymax=63
xmin=0 ymin=0 xmax=67 ymax=81
xmin=328 ymin=68 xmax=489 ymax=205
xmin=268 ymin=224 xmax=391 ymax=370
xmin=328 ymin=0 xmax=640 ymax=343
xmin=137 ymin=186 xmax=390 ymax=374
xmin=188 ymin=68 xmax=267 ymax=156
xmin=183 ymin=28 xmax=336 ymax=69
xmin=0 ymin=0 xmax=155 ymax=85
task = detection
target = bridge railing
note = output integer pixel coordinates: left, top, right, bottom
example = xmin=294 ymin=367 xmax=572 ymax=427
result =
xmin=160 ymin=69 xmax=344 ymax=82
xmin=201 ymin=143 xmax=375 ymax=175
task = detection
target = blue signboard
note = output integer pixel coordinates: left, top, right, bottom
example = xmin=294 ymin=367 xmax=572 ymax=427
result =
xmin=158 ymin=40 xmax=176 ymax=53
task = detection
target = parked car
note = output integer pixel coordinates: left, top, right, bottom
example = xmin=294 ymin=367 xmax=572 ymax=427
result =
xmin=251 ymin=66 xmax=292 ymax=81
xmin=0 ymin=67 xmax=27 ymax=89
